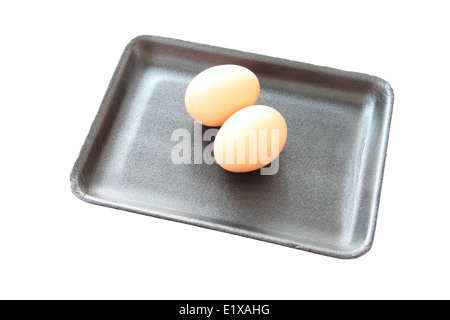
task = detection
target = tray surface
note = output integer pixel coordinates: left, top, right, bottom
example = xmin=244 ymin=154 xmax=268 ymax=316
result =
xmin=71 ymin=35 xmax=394 ymax=258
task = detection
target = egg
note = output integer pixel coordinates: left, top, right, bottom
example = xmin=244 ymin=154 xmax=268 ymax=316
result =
xmin=185 ymin=65 xmax=260 ymax=127
xmin=213 ymin=105 xmax=287 ymax=173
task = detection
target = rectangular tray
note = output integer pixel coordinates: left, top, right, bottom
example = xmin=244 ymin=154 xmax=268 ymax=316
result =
xmin=70 ymin=35 xmax=394 ymax=258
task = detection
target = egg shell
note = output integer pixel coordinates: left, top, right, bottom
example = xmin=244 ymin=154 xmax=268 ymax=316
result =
xmin=185 ymin=65 xmax=260 ymax=127
xmin=213 ymin=105 xmax=287 ymax=173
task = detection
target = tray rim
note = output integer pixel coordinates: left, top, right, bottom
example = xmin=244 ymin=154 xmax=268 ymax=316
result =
xmin=70 ymin=35 xmax=394 ymax=259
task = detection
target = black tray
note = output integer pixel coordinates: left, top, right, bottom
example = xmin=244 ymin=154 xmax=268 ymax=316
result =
xmin=70 ymin=35 xmax=394 ymax=258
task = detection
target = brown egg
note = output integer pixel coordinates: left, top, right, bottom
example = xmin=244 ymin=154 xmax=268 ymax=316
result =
xmin=185 ymin=65 xmax=260 ymax=127
xmin=213 ymin=105 xmax=287 ymax=173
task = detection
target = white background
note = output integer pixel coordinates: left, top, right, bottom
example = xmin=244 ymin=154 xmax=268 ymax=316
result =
xmin=1 ymin=1 xmax=449 ymax=299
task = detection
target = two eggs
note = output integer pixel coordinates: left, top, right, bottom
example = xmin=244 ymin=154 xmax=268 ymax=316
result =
xmin=185 ymin=65 xmax=287 ymax=173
